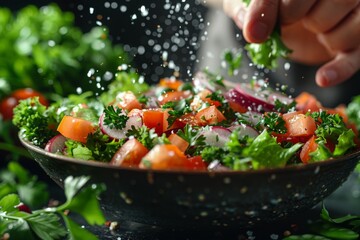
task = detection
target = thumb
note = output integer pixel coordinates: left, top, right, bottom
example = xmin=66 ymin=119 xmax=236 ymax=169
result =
xmin=243 ymin=0 xmax=280 ymax=43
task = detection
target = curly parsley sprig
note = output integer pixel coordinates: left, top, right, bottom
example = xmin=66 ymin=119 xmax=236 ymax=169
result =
xmin=103 ymin=105 xmax=129 ymax=130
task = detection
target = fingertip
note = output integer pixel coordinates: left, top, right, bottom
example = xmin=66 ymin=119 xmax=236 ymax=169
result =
xmin=244 ymin=20 xmax=270 ymax=43
xmin=316 ymin=68 xmax=338 ymax=87
xmin=243 ymin=0 xmax=279 ymax=43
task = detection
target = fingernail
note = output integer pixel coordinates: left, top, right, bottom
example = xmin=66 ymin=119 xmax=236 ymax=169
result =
xmin=323 ymin=69 xmax=338 ymax=84
xmin=235 ymin=7 xmax=246 ymax=29
xmin=251 ymin=21 xmax=269 ymax=42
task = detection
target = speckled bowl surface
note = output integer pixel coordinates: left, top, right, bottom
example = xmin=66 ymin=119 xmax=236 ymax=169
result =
xmin=20 ymin=135 xmax=360 ymax=229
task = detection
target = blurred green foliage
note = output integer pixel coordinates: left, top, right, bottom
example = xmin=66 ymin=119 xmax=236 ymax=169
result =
xmin=0 ymin=4 xmax=130 ymax=99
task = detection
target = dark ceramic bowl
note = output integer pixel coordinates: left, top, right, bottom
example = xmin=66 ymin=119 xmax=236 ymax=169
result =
xmin=20 ymin=135 xmax=360 ymax=230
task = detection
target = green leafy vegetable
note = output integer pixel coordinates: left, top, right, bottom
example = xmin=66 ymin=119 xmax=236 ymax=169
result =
xmin=309 ymin=111 xmax=356 ymax=162
xmin=12 ymin=97 xmax=57 ymax=147
xmin=260 ymin=112 xmax=287 ymax=134
xmin=347 ymin=95 xmax=360 ymax=133
xmin=285 ymin=205 xmax=360 ymax=240
xmin=201 ymin=129 xmax=302 ymax=170
xmin=0 ymin=161 xmax=48 ymax=210
xmin=100 ymin=71 xmax=149 ymax=105
xmin=126 ymin=126 xmax=169 ymax=149
xmin=0 ymin=4 xmax=129 ymax=97
xmin=0 ymin=176 xmax=105 ymax=240
xmin=177 ymin=124 xmax=206 ymax=155
xmin=86 ymin=130 xmax=125 ymax=162
xmin=65 ymin=140 xmax=94 ymax=161
xmin=103 ymin=105 xmax=129 ymax=130
xmin=245 ymin=31 xmax=291 ymax=69
xmin=274 ymin=99 xmax=296 ymax=113
xmin=240 ymin=0 xmax=292 ymax=69
xmin=162 ymin=99 xmax=192 ymax=127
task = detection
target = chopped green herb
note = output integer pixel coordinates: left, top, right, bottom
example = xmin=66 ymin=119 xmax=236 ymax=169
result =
xmin=223 ymin=49 xmax=243 ymax=76
xmin=177 ymin=124 xmax=206 ymax=155
xmin=126 ymin=126 xmax=169 ymax=149
xmin=103 ymin=105 xmax=129 ymax=130
xmin=261 ymin=112 xmax=287 ymax=134
xmin=240 ymin=0 xmax=292 ymax=69
xmin=274 ymin=99 xmax=296 ymax=113
xmin=162 ymin=99 xmax=192 ymax=127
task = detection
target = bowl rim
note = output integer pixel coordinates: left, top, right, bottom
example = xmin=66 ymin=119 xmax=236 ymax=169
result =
xmin=19 ymin=133 xmax=360 ymax=176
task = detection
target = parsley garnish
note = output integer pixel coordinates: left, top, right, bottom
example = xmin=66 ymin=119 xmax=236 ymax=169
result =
xmin=206 ymin=90 xmax=236 ymax=122
xmin=86 ymin=130 xmax=125 ymax=162
xmin=309 ymin=111 xmax=356 ymax=160
xmin=203 ymin=70 xmax=226 ymax=88
xmin=137 ymin=95 xmax=149 ymax=105
xmin=162 ymin=99 xmax=192 ymax=127
xmin=274 ymin=99 xmax=296 ymax=113
xmin=311 ymin=111 xmax=347 ymax=142
xmin=103 ymin=105 xmax=129 ymax=130
xmin=261 ymin=112 xmax=287 ymax=134
xmin=126 ymin=126 xmax=169 ymax=149
xmin=177 ymin=124 xmax=206 ymax=155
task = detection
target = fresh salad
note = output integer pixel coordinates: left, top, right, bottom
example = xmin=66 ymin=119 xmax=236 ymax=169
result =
xmin=13 ymin=71 xmax=359 ymax=171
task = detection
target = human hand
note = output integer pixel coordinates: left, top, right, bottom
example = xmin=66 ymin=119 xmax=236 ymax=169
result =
xmin=223 ymin=0 xmax=360 ymax=87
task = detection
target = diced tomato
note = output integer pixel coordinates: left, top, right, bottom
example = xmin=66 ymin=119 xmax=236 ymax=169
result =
xmin=143 ymin=109 xmax=166 ymax=135
xmin=12 ymin=88 xmax=48 ymax=106
xmin=195 ymin=105 xmax=226 ymax=125
xmin=0 ymin=88 xmax=49 ymax=120
xmin=283 ymin=112 xmax=316 ymax=137
xmin=177 ymin=113 xmax=200 ymax=126
xmin=116 ymin=91 xmax=142 ymax=111
xmin=168 ymin=134 xmax=189 ymax=152
xmin=158 ymin=91 xmax=191 ymax=105
xmin=295 ymin=92 xmax=322 ymax=113
xmin=300 ymin=135 xmax=318 ymax=164
xmin=159 ymin=78 xmax=183 ymax=90
xmin=57 ymin=116 xmax=95 ymax=143
xmin=111 ymin=138 xmax=149 ymax=167
xmin=0 ymin=96 xmax=18 ymax=120
xmin=139 ymin=144 xmax=188 ymax=170
xmin=197 ymin=89 xmax=221 ymax=107
xmin=274 ymin=135 xmax=311 ymax=144
xmin=128 ymin=108 xmax=143 ymax=117
xmin=186 ymin=156 xmax=207 ymax=170
xmin=228 ymin=101 xmax=247 ymax=113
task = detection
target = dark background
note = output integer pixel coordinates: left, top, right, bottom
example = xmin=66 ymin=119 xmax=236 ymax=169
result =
xmin=0 ymin=0 xmax=207 ymax=84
